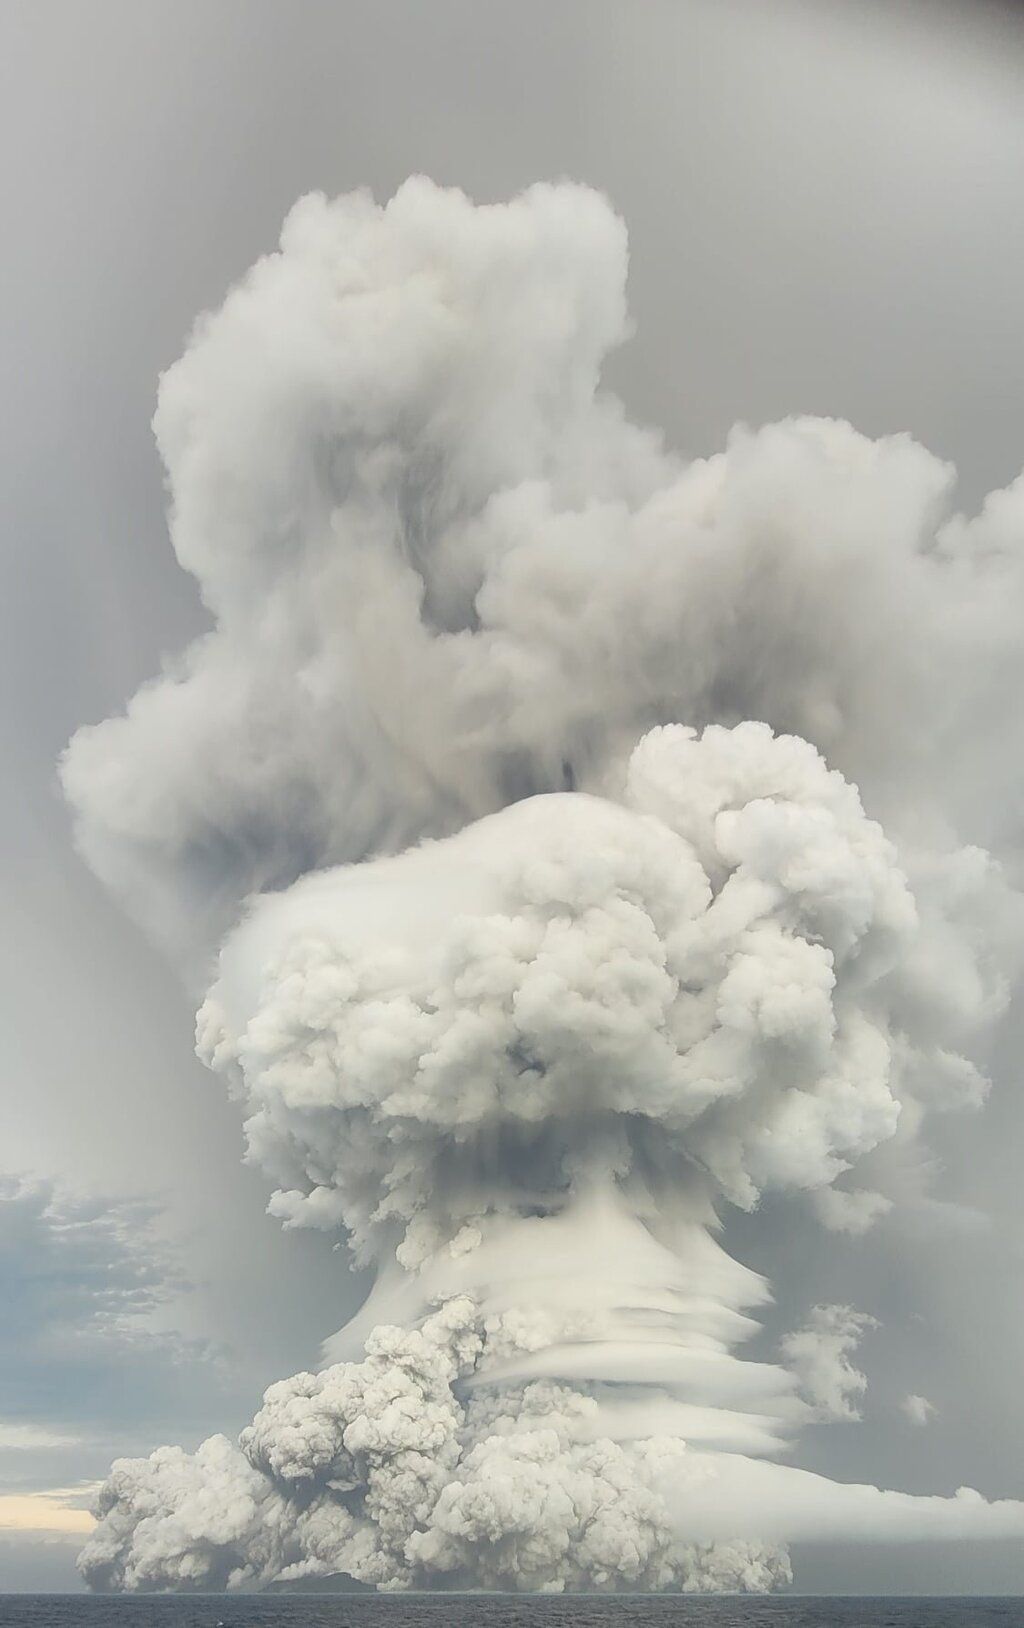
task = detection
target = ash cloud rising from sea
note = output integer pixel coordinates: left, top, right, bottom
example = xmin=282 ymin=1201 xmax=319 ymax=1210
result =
xmin=62 ymin=178 xmax=1024 ymax=1593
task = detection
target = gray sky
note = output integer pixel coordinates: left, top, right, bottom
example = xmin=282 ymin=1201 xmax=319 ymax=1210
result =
xmin=4 ymin=0 xmax=1024 ymax=1592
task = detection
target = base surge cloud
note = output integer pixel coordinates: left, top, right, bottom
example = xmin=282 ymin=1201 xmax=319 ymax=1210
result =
xmin=64 ymin=178 xmax=1024 ymax=1594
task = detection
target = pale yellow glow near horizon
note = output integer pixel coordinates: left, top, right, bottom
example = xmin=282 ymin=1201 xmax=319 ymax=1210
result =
xmin=0 ymin=1488 xmax=98 ymax=1536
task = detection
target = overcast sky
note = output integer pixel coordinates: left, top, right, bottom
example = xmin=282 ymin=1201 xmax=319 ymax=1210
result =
xmin=4 ymin=0 xmax=1024 ymax=1593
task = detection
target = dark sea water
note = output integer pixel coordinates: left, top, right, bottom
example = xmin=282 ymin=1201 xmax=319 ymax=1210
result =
xmin=2 ymin=1599 xmax=1023 ymax=1628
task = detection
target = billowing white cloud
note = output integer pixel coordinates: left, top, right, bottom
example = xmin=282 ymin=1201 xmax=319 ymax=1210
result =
xmin=193 ymin=721 xmax=1007 ymax=1280
xmin=62 ymin=178 xmax=1024 ymax=1594
xmin=781 ymin=1305 xmax=876 ymax=1422
xmin=60 ymin=179 xmax=1024 ymax=961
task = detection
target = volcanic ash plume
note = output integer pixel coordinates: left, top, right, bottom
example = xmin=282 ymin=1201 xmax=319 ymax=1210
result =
xmin=64 ymin=178 xmax=1024 ymax=1593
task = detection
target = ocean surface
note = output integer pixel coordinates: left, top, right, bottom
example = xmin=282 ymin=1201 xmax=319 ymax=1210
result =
xmin=2 ymin=1599 xmax=1023 ymax=1628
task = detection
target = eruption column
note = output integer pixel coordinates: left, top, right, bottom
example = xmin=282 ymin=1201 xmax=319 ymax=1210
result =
xmin=65 ymin=178 xmax=1024 ymax=1593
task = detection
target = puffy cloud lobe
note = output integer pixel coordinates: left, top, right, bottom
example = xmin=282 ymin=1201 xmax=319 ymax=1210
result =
xmin=197 ymin=723 xmax=994 ymax=1263
xmin=412 ymin=1432 xmax=692 ymax=1591
xmin=60 ymin=181 xmax=1024 ymax=959
xmin=81 ymin=1435 xmax=274 ymax=1591
xmin=780 ymin=1304 xmax=877 ymax=1423
xmin=59 ymin=178 xmax=649 ymax=954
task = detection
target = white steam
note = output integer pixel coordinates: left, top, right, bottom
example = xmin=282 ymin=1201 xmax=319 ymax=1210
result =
xmin=65 ymin=178 xmax=1024 ymax=1594
xmin=903 ymin=1394 xmax=937 ymax=1428
xmin=781 ymin=1305 xmax=876 ymax=1423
